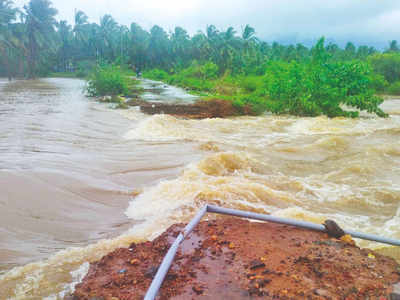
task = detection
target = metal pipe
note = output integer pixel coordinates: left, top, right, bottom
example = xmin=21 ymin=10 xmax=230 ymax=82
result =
xmin=207 ymin=205 xmax=400 ymax=246
xmin=144 ymin=233 xmax=183 ymax=300
xmin=144 ymin=206 xmax=208 ymax=300
xmin=207 ymin=205 xmax=325 ymax=231
xmin=145 ymin=204 xmax=400 ymax=299
xmin=183 ymin=205 xmax=208 ymax=238
xmin=345 ymin=229 xmax=400 ymax=246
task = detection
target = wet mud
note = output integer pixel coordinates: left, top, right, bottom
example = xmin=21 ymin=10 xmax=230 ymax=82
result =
xmin=72 ymin=216 xmax=400 ymax=299
xmin=128 ymin=98 xmax=244 ymax=119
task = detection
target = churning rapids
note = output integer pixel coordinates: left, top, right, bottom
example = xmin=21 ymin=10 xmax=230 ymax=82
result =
xmin=0 ymin=78 xmax=399 ymax=299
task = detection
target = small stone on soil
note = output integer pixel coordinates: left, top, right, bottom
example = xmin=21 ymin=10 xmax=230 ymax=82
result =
xmin=249 ymin=259 xmax=266 ymax=270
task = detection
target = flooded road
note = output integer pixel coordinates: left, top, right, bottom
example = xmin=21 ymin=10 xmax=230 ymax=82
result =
xmin=0 ymin=78 xmax=201 ymax=271
xmin=0 ymin=77 xmax=399 ymax=299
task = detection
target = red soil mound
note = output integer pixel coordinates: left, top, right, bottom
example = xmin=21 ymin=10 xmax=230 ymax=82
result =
xmin=72 ymin=216 xmax=400 ymax=299
xmin=129 ymin=99 xmax=244 ymax=119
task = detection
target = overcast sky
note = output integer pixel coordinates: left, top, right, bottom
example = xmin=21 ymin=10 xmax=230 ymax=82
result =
xmin=13 ymin=0 xmax=400 ymax=48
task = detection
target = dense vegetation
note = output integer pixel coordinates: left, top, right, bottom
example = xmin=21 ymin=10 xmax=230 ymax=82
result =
xmin=86 ymin=64 xmax=129 ymax=97
xmin=1 ymin=0 xmax=399 ymax=116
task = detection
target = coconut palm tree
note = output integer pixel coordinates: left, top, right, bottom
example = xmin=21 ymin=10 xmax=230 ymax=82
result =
xmin=56 ymin=20 xmax=72 ymax=71
xmin=73 ymin=10 xmax=90 ymax=59
xmin=0 ymin=0 xmax=18 ymax=78
xmin=24 ymin=0 xmax=57 ymax=78
xmin=148 ymin=25 xmax=170 ymax=68
xmin=191 ymin=31 xmax=210 ymax=62
xmin=128 ymin=22 xmax=149 ymax=70
xmin=98 ymin=14 xmax=118 ymax=61
xmin=171 ymin=26 xmax=191 ymax=68
xmin=242 ymin=24 xmax=256 ymax=42
xmin=387 ymin=40 xmax=399 ymax=53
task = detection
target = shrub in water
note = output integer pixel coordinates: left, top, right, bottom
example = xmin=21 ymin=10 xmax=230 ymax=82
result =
xmin=86 ymin=65 xmax=128 ymax=96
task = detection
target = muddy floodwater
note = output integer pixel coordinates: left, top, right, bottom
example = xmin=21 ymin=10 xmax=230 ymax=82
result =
xmin=0 ymin=78 xmax=399 ymax=298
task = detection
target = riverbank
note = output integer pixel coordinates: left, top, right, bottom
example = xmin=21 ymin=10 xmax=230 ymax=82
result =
xmin=72 ymin=216 xmax=400 ymax=299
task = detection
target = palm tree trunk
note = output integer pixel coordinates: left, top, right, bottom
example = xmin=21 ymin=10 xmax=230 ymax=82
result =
xmin=27 ymin=31 xmax=37 ymax=79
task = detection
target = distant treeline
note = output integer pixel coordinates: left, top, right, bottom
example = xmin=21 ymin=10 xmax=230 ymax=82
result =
xmin=1 ymin=0 xmax=400 ymax=80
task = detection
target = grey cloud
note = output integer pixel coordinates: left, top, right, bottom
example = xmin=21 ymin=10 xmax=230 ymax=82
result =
xmin=14 ymin=0 xmax=400 ymax=48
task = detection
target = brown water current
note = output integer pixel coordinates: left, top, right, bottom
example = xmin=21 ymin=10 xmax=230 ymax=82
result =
xmin=0 ymin=78 xmax=400 ymax=299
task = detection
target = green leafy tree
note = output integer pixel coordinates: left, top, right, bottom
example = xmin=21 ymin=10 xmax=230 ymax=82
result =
xmin=265 ymin=38 xmax=386 ymax=117
xmin=386 ymin=40 xmax=399 ymax=53
xmin=98 ymin=14 xmax=118 ymax=61
xmin=148 ymin=25 xmax=170 ymax=68
xmin=344 ymin=42 xmax=356 ymax=60
xmin=56 ymin=20 xmax=72 ymax=71
xmin=24 ymin=0 xmax=58 ymax=78
xmin=171 ymin=26 xmax=191 ymax=68
xmin=128 ymin=22 xmax=149 ymax=70
xmin=0 ymin=0 xmax=18 ymax=78
xmin=73 ymin=10 xmax=91 ymax=60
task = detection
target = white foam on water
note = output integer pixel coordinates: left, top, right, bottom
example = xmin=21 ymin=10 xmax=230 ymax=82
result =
xmin=0 ymin=234 xmax=143 ymax=299
xmin=2 ymin=98 xmax=400 ymax=298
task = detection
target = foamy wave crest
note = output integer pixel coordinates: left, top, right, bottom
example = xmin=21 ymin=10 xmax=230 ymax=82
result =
xmin=118 ymin=107 xmax=147 ymax=121
xmin=288 ymin=115 xmax=400 ymax=136
xmin=124 ymin=115 xmax=190 ymax=141
xmin=125 ymin=152 xmax=301 ymax=228
xmin=0 ymin=234 xmax=142 ymax=299
xmin=123 ymin=114 xmax=291 ymax=146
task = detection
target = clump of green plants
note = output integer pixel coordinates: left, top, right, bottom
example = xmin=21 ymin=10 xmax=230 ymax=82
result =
xmin=86 ymin=64 xmax=129 ymax=96
xmin=264 ymin=38 xmax=387 ymax=118
xmin=144 ymin=63 xmax=219 ymax=92
xmin=199 ymin=62 xmax=219 ymax=80
xmin=142 ymin=69 xmax=169 ymax=81
xmin=369 ymin=73 xmax=388 ymax=93
xmin=239 ymin=75 xmax=264 ymax=93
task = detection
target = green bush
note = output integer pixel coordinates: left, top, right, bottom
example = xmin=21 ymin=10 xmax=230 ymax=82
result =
xmin=264 ymin=38 xmax=387 ymax=118
xmin=86 ymin=65 xmax=128 ymax=96
xmin=145 ymin=63 xmax=218 ymax=92
xmin=254 ymin=62 xmax=268 ymax=76
xmin=387 ymin=81 xmax=400 ymax=95
xmin=199 ymin=62 xmax=219 ymax=79
xmin=370 ymin=73 xmax=388 ymax=92
xmin=235 ymin=94 xmax=268 ymax=115
xmin=240 ymin=76 xmax=264 ymax=93
xmin=241 ymin=78 xmax=257 ymax=93
xmin=143 ymin=69 xmax=169 ymax=81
